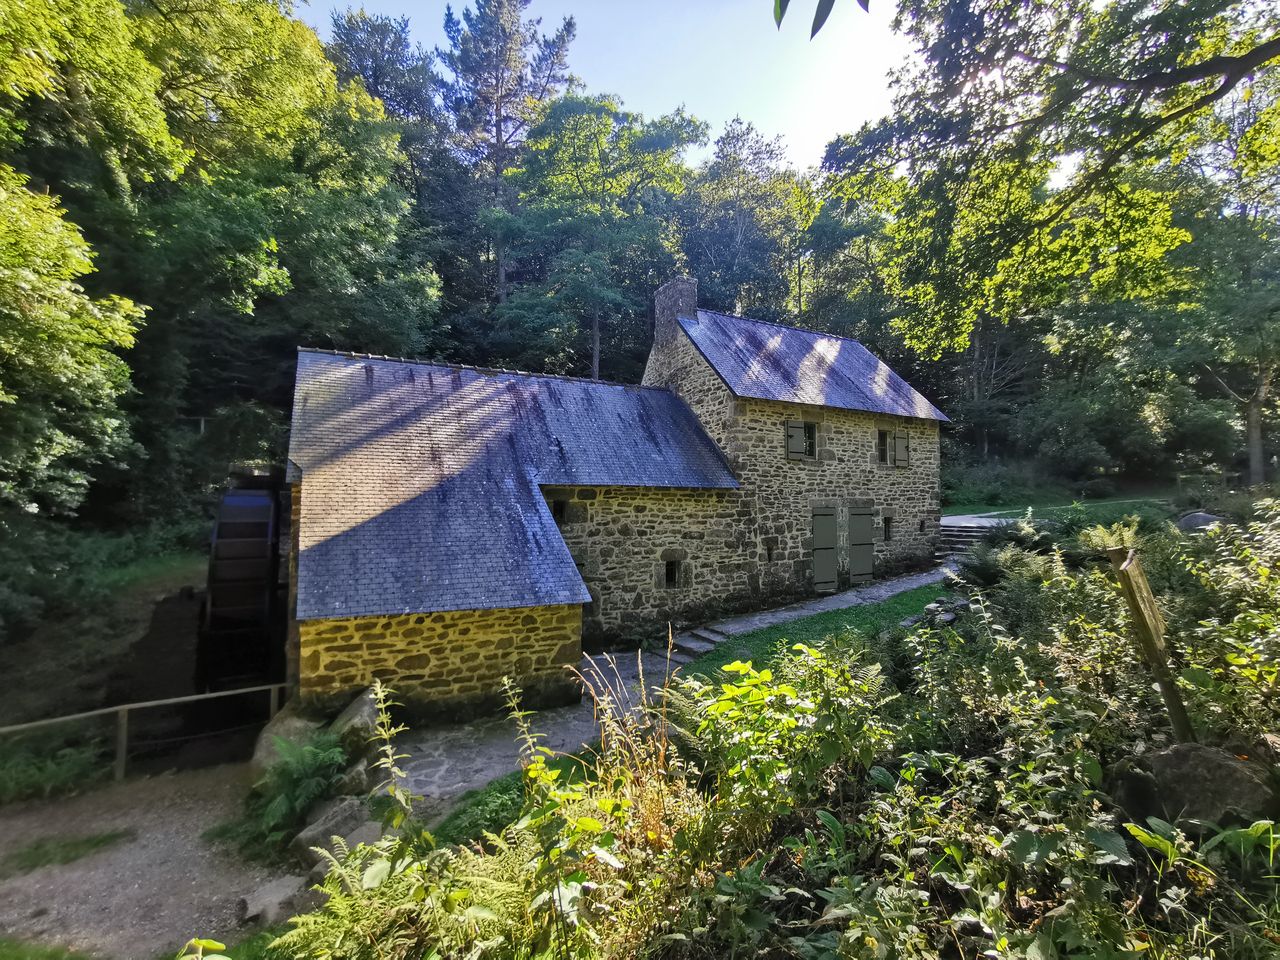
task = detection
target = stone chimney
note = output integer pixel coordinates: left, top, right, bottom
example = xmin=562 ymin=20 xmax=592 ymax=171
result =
xmin=642 ymin=276 xmax=697 ymax=388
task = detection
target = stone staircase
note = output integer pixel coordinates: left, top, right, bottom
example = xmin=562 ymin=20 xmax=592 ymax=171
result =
xmin=667 ymin=624 xmax=734 ymax=666
xmin=936 ymin=518 xmax=1000 ymax=558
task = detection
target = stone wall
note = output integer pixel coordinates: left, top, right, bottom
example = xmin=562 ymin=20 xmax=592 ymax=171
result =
xmin=296 ymin=603 xmax=582 ymax=716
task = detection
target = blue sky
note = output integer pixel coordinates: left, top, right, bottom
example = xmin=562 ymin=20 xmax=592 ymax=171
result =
xmin=297 ymin=0 xmax=913 ymax=169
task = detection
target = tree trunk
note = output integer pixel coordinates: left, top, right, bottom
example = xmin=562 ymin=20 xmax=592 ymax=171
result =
xmin=591 ymin=311 xmax=600 ymax=381
xmin=496 ymin=244 xmax=507 ymax=304
xmin=1245 ymin=365 xmax=1273 ymax=487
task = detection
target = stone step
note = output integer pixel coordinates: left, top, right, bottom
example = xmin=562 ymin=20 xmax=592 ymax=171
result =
xmin=672 ymin=633 xmax=716 ymax=655
xmin=690 ymin=625 xmax=731 ymax=644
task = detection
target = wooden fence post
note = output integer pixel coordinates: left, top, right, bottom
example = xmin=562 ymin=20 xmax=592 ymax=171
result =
xmin=1106 ymin=546 xmax=1196 ymax=743
xmin=114 ymin=707 xmax=129 ymax=781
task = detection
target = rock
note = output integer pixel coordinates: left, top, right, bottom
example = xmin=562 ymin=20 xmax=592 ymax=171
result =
xmin=251 ymin=702 xmax=324 ymax=777
xmin=935 ymin=611 xmax=957 ymax=625
xmin=1176 ymin=512 xmax=1225 ymax=533
xmin=329 ymin=687 xmax=379 ymax=758
xmin=1110 ymin=743 xmax=1279 ymax=829
xmin=335 ymin=758 xmax=373 ymax=796
xmin=238 ymin=875 xmax=306 ymax=926
xmin=291 ymin=796 xmax=370 ymax=864
xmin=899 ymin=615 xmax=923 ymax=629
xmin=924 ymin=603 xmax=942 ymax=614
xmin=1252 ymin=733 xmax=1280 ymax=766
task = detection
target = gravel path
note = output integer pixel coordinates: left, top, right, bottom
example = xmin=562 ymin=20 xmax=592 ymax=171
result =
xmin=0 ymin=764 xmax=284 ymax=959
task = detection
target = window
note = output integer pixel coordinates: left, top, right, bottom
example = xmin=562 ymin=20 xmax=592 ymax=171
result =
xmin=883 ymin=517 xmax=894 ymax=541
xmin=550 ymin=499 xmax=567 ymax=524
xmin=786 ymin=420 xmax=817 ymax=460
xmin=664 ymin=559 xmax=683 ymax=589
xmin=876 ymin=429 xmax=891 ymax=464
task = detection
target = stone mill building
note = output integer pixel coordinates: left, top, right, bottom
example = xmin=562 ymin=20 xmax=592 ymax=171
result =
xmin=285 ymin=277 xmax=948 ymax=713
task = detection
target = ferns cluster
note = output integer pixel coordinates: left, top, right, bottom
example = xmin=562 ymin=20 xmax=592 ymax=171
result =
xmin=245 ymin=505 xmax=1280 ymax=959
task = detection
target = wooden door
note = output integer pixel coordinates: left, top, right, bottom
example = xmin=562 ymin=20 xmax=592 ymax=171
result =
xmin=812 ymin=506 xmax=838 ymax=593
xmin=849 ymin=508 xmax=874 ymax=583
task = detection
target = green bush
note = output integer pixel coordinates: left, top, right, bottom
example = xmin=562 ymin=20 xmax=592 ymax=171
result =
xmin=0 ymin=739 xmax=107 ymax=805
xmin=249 ymin=505 xmax=1280 ymax=959
xmin=941 ymin=459 xmax=1055 ymax=508
xmin=0 ymin=509 xmax=207 ymax=642
xmin=208 ymin=732 xmax=348 ymax=860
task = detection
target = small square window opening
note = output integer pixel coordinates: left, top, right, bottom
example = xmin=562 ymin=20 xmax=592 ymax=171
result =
xmin=883 ymin=517 xmax=894 ymax=541
xmin=664 ymin=559 xmax=682 ymax=588
xmin=550 ymin=500 xmax=567 ymax=524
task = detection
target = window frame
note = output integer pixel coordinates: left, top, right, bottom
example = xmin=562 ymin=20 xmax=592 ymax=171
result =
xmin=786 ymin=420 xmax=818 ymax=461
xmin=876 ymin=429 xmax=891 ymax=464
xmin=664 ymin=558 xmax=683 ymax=589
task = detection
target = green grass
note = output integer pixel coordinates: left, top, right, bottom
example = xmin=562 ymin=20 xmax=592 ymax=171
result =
xmin=95 ymin=550 xmax=206 ymax=592
xmin=432 ymin=754 xmax=590 ymax=846
xmin=432 ymin=586 xmax=942 ymax=845
xmin=1 ymin=830 xmax=134 ymax=878
xmin=0 ymin=940 xmax=92 ymax=960
xmin=944 ymin=490 xmax=1175 ymax=517
xmin=685 ymin=583 xmax=943 ymax=676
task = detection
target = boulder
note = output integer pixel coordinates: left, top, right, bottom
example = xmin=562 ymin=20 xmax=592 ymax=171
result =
xmin=335 ymin=758 xmax=373 ymax=796
xmin=1110 ymin=743 xmax=1279 ymax=829
xmin=329 ymin=686 xmax=379 ymax=758
xmin=935 ymin=612 xmax=957 ymax=625
xmin=1176 ymin=512 xmax=1225 ymax=533
xmin=238 ymin=875 xmax=307 ymax=927
xmin=251 ymin=702 xmax=324 ymax=777
xmin=291 ymin=796 xmax=370 ymax=865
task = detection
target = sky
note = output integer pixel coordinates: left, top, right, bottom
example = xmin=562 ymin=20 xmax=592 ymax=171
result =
xmin=297 ymin=0 xmax=914 ymax=170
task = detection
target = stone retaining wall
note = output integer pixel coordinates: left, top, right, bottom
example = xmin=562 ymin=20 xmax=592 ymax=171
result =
xmin=296 ymin=603 xmax=582 ymax=716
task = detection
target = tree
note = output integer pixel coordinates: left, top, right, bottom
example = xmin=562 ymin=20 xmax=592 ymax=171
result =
xmin=500 ymin=94 xmax=702 ymax=379
xmin=327 ymin=8 xmax=485 ymax=344
xmin=434 ymin=0 xmax=575 ymax=303
xmin=0 ymin=165 xmax=141 ymax=513
xmin=678 ymin=120 xmax=798 ymax=319
xmin=813 ymin=1 xmax=1280 ymax=353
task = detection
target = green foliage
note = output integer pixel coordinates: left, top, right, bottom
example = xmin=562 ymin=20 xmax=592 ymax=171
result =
xmin=253 ymin=501 xmax=1280 ymax=959
xmin=676 ymin=643 xmax=893 ymax=822
xmin=210 ymin=732 xmax=348 ymax=861
xmin=0 ymin=739 xmax=107 ymax=805
xmin=0 ymin=829 xmax=133 ymax=877
xmin=0 ymin=940 xmax=92 ymax=960
xmin=0 ymin=165 xmax=141 ymax=515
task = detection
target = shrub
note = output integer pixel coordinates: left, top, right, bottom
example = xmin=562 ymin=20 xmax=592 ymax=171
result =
xmin=209 ymin=732 xmax=348 ymax=860
xmin=0 ymin=739 xmax=107 ymax=805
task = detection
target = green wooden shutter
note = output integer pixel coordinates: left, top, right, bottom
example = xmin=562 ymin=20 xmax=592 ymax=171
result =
xmin=894 ymin=430 xmax=910 ymax=467
xmin=786 ymin=420 xmax=808 ymax=459
xmin=848 ymin=509 xmax=874 ymax=582
xmin=812 ymin=507 xmax=838 ymax=592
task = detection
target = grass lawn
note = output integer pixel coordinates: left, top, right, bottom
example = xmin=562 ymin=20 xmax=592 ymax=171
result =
xmin=432 ymin=753 xmax=590 ymax=846
xmin=943 ymin=490 xmax=1174 ymax=518
xmin=1 ymin=831 xmax=134 ymax=878
xmin=684 ymin=583 xmax=944 ymax=676
xmin=430 ymin=584 xmax=943 ymax=843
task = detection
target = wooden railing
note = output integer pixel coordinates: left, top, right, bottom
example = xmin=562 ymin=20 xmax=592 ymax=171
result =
xmin=0 ymin=683 xmax=288 ymax=781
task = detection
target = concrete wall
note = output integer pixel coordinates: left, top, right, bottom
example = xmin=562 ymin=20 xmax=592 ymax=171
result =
xmin=296 ymin=603 xmax=582 ymax=715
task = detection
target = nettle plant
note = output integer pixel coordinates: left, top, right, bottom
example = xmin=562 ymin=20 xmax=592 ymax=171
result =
xmin=677 ymin=643 xmax=895 ymax=824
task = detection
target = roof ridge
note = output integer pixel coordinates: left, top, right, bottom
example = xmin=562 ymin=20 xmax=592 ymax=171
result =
xmin=692 ymin=308 xmax=872 ymax=351
xmin=297 ymin=346 xmax=671 ymax=393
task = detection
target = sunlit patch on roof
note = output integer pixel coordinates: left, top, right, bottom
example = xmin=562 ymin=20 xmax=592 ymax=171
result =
xmin=679 ymin=310 xmax=949 ymax=422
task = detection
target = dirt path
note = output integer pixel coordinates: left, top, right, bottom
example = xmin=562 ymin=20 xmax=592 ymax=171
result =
xmin=0 ymin=764 xmax=284 ymax=959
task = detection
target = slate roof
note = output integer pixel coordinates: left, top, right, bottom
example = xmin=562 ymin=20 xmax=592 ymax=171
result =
xmin=288 ymin=349 xmax=737 ymax=620
xmin=680 ymin=310 xmax=949 ymax=422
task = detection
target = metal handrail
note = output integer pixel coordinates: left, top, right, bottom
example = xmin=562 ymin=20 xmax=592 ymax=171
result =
xmin=0 ymin=682 xmax=289 ymax=780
